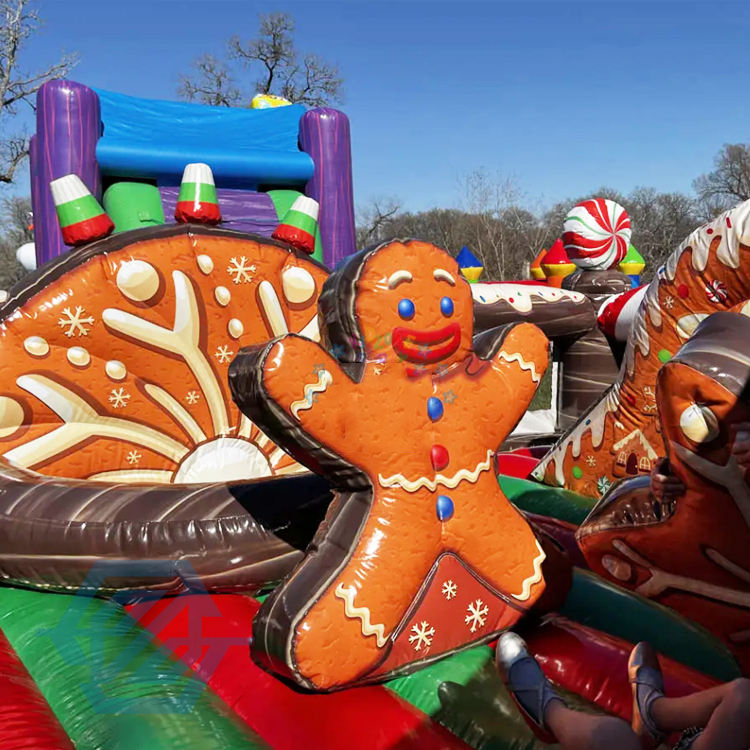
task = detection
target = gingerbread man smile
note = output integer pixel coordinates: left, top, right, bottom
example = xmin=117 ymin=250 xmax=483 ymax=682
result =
xmin=230 ymin=239 xmax=550 ymax=690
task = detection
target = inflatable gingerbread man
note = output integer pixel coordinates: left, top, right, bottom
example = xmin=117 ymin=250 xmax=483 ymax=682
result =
xmin=230 ymin=239 xmax=550 ymax=690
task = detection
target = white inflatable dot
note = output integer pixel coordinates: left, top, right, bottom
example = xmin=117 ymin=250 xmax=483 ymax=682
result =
xmin=601 ymin=554 xmax=632 ymax=581
xmin=228 ymin=318 xmax=244 ymax=339
xmin=282 ymin=266 xmax=316 ymax=304
xmin=679 ymin=403 xmax=719 ymax=444
xmin=197 ymin=255 xmax=214 ymax=274
xmin=116 ymin=260 xmax=160 ymax=302
xmin=0 ymin=290 xmax=7 ymax=305
xmin=24 ymin=336 xmax=49 ymax=357
xmin=0 ymin=396 xmax=24 ymax=438
xmin=214 ymin=286 xmax=231 ymax=306
xmin=105 ymin=360 xmax=127 ymax=381
xmin=67 ymin=346 xmax=90 ymax=367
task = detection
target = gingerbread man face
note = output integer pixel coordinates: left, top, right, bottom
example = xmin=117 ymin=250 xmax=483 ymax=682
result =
xmin=354 ymin=243 xmax=473 ymax=372
xmin=231 ymin=238 xmax=550 ymax=691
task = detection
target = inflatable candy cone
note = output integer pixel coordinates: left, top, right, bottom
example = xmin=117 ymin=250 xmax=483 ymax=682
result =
xmin=530 ymin=247 xmax=547 ymax=280
xmin=541 ymin=238 xmax=576 ymax=288
xmin=272 ymin=196 xmax=319 ymax=254
xmin=456 ymin=246 xmax=483 ymax=283
xmin=50 ymin=175 xmax=114 ymax=247
xmin=618 ymin=244 xmax=646 ymax=287
xmin=174 ymin=163 xmax=222 ymax=225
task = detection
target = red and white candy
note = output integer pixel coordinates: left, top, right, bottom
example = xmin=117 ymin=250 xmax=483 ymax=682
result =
xmin=563 ymin=198 xmax=632 ymax=270
xmin=705 ymin=279 xmax=728 ymax=304
xmin=597 ymin=285 xmax=647 ymax=342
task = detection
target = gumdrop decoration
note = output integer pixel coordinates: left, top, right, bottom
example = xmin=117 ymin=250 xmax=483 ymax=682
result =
xmin=456 ymin=246 xmax=483 ymax=283
xmin=529 ymin=247 xmax=547 ymax=280
xmin=541 ymin=239 xmax=576 ymax=288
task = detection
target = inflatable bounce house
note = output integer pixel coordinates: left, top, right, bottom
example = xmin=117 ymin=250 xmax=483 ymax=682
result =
xmin=0 ymin=80 xmax=749 ymax=750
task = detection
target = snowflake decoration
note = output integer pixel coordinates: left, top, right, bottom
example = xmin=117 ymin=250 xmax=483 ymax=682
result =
xmin=597 ymin=476 xmax=612 ymax=497
xmin=312 ymin=362 xmax=326 ymax=376
xmin=126 ymin=450 xmax=142 ymax=465
xmin=586 ymin=455 xmax=596 ymax=467
xmin=108 ymin=387 xmax=130 ymax=409
xmin=443 ymin=389 xmax=457 ymax=405
xmin=186 ymin=391 xmax=200 ymax=405
xmin=465 ymin=599 xmax=489 ymax=633
xmin=227 ymin=257 xmax=257 ymax=284
xmin=441 ymin=580 xmax=457 ymax=600
xmin=663 ymin=295 xmax=675 ymax=310
xmin=408 ymin=620 xmax=435 ymax=651
xmin=215 ymin=345 xmax=234 ymax=364
xmin=58 ymin=306 xmax=95 ymax=337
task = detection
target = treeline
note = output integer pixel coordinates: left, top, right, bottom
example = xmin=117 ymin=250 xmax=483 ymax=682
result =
xmin=0 ymin=196 xmax=32 ymax=290
xmin=356 ymin=145 xmax=750 ymax=282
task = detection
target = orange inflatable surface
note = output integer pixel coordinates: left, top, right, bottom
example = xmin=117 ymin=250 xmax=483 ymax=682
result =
xmin=0 ymin=225 xmax=328 ymax=483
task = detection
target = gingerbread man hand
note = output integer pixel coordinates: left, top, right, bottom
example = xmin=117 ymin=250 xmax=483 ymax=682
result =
xmin=231 ymin=239 xmax=550 ymax=691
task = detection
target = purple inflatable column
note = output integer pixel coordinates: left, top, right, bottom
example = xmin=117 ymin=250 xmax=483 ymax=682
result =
xmin=298 ymin=108 xmax=356 ymax=268
xmin=33 ymin=80 xmax=101 ymax=265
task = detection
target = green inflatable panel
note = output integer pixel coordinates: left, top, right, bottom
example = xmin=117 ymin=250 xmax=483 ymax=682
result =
xmin=387 ymin=645 xmax=555 ymax=750
xmin=0 ymin=587 xmax=266 ymax=750
xmin=498 ymin=475 xmax=596 ymax=525
xmin=268 ymin=189 xmax=324 ymax=264
xmin=562 ymin=569 xmax=741 ymax=682
xmin=103 ymin=182 xmax=165 ymax=233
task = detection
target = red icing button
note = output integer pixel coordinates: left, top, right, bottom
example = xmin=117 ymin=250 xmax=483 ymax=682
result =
xmin=431 ymin=444 xmax=450 ymax=471
xmin=677 ymin=283 xmax=689 ymax=298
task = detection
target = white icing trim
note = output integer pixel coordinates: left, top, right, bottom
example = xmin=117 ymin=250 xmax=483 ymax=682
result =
xmin=378 ymin=450 xmax=492 ymax=492
xmin=335 ymin=583 xmax=388 ymax=647
xmin=290 ymin=369 xmax=332 ymax=419
xmin=497 ymin=351 xmax=542 ymax=382
xmin=510 ymin=539 xmax=546 ymax=601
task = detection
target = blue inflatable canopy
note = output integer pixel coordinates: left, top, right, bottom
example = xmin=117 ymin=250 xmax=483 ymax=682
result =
xmin=94 ymin=89 xmax=314 ymax=186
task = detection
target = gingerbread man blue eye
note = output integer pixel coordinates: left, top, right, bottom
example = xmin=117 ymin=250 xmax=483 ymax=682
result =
xmin=398 ymin=298 xmax=415 ymax=320
xmin=440 ymin=297 xmax=454 ymax=317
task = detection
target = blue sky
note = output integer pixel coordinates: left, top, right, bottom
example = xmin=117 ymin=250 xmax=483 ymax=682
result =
xmin=12 ymin=0 xmax=750 ymax=213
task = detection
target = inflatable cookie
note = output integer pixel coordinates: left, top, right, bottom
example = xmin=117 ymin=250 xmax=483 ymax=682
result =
xmin=230 ymin=239 xmax=550 ymax=690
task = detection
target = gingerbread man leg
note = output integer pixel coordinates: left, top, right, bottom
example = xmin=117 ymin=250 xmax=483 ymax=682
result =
xmin=445 ymin=473 xmax=546 ymax=609
xmin=292 ymin=488 xmax=441 ymax=689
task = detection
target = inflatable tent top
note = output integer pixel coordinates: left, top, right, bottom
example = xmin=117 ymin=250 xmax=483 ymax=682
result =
xmin=29 ymin=80 xmax=356 ymax=268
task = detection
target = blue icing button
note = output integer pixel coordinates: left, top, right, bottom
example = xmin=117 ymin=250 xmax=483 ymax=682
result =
xmin=427 ymin=396 xmax=444 ymax=421
xmin=436 ymin=495 xmax=454 ymax=521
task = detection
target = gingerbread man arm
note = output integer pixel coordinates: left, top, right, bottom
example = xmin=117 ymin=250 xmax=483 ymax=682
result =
xmin=466 ymin=322 xmax=550 ymax=438
xmin=229 ymin=334 xmax=358 ymax=471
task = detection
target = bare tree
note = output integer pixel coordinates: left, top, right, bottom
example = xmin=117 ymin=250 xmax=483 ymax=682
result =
xmin=693 ymin=144 xmax=750 ymax=212
xmin=356 ymin=197 xmax=402 ymax=247
xmin=180 ymin=12 xmax=343 ymax=108
xmin=0 ymin=195 xmax=31 ymax=288
xmin=0 ymin=0 xmax=77 ymax=184
xmin=178 ymin=54 xmax=241 ymax=107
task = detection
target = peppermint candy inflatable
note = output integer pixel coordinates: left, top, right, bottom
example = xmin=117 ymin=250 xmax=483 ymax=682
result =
xmin=563 ymin=198 xmax=632 ymax=270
